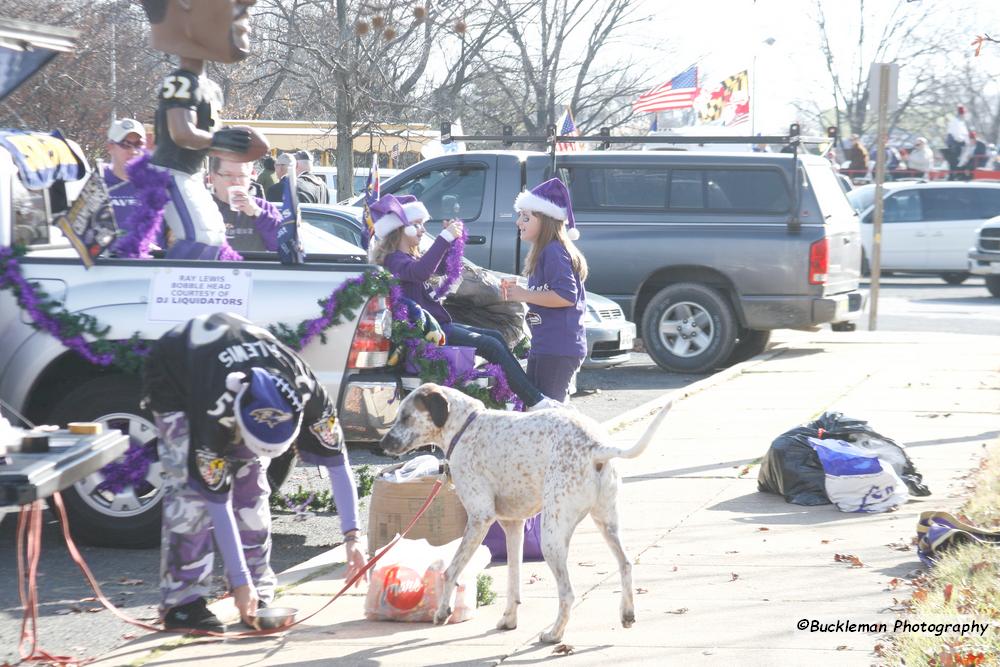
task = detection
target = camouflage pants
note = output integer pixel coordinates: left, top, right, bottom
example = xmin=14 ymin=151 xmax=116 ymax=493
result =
xmin=155 ymin=411 xmax=276 ymax=613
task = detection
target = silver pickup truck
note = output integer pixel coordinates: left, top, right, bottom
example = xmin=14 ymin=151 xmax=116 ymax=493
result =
xmin=0 ymin=147 xmax=403 ymax=547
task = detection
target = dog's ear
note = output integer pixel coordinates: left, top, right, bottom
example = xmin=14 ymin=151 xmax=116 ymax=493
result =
xmin=417 ymin=387 xmax=450 ymax=428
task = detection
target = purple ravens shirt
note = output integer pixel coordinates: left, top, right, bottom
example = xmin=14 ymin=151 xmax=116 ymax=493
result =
xmin=526 ymin=241 xmax=586 ymax=358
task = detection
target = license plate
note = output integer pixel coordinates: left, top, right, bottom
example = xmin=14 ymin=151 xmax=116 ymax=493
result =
xmin=619 ymin=329 xmax=634 ymax=351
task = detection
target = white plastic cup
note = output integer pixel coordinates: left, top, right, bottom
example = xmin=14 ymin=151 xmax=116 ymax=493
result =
xmin=227 ymin=185 xmax=248 ymax=212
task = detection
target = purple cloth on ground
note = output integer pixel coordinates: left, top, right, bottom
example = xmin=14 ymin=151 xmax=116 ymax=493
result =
xmin=483 ymin=515 xmax=544 ymax=562
xmin=383 ymin=236 xmax=454 ymax=325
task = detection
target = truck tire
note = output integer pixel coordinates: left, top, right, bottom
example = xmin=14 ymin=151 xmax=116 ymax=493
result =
xmin=726 ymin=329 xmax=772 ymax=365
xmin=46 ymin=375 xmax=163 ymax=548
xmin=642 ymin=283 xmax=737 ymax=374
xmin=986 ymin=275 xmax=1000 ymax=298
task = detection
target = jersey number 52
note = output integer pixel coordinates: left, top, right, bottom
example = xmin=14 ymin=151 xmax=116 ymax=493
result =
xmin=161 ymin=75 xmax=193 ymax=101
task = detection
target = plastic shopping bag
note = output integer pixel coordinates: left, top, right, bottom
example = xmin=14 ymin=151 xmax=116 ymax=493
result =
xmin=808 ymin=437 xmax=908 ymax=513
xmin=364 ymin=536 xmax=491 ymax=623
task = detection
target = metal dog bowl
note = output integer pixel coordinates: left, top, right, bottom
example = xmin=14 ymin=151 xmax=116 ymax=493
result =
xmin=254 ymin=606 xmax=297 ymax=629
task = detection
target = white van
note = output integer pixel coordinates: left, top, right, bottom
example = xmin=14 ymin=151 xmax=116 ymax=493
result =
xmin=847 ymin=181 xmax=1000 ymax=284
xmin=312 ymin=166 xmax=401 ymax=200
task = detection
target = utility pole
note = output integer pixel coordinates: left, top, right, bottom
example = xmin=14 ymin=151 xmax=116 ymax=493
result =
xmin=868 ymin=63 xmax=893 ymax=331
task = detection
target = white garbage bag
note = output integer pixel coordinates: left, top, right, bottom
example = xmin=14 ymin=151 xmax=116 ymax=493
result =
xmin=808 ymin=437 xmax=908 ymax=513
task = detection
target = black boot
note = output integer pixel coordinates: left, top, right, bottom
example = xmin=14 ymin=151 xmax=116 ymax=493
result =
xmin=163 ymin=597 xmax=225 ymax=632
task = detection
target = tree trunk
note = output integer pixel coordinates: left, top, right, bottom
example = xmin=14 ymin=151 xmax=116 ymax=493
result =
xmin=335 ymin=0 xmax=353 ymax=203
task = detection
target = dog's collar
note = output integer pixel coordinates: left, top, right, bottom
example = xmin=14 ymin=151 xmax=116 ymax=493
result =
xmin=445 ymin=411 xmax=479 ymax=460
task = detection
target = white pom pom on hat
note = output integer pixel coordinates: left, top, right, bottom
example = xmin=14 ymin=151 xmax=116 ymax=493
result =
xmin=371 ymin=194 xmax=431 ymax=239
xmin=371 ymin=194 xmax=410 ymax=239
xmin=514 ymin=178 xmax=579 ymax=239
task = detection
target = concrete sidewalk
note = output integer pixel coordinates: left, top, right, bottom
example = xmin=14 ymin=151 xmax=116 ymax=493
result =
xmin=94 ymin=330 xmax=1000 ymax=667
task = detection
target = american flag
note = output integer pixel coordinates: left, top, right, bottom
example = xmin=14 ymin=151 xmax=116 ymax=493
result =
xmin=556 ymin=108 xmax=584 ymax=152
xmin=633 ymin=66 xmax=700 ymax=113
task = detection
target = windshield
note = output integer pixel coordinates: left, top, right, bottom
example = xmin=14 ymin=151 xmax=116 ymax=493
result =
xmin=846 ymin=185 xmax=877 ymax=214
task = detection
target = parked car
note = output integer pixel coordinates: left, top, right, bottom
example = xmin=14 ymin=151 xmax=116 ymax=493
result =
xmin=300 ymin=203 xmax=635 ymax=369
xmin=967 ymin=215 xmax=1000 ymax=297
xmin=312 ymin=166 xmax=401 ymax=201
xmin=847 ymin=181 xmax=1000 ymax=284
xmin=300 ymin=203 xmax=367 ymax=247
xmin=369 ymin=150 xmax=864 ymax=373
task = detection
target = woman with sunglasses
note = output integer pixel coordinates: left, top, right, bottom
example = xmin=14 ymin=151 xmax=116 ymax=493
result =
xmin=104 ymin=118 xmax=168 ymax=253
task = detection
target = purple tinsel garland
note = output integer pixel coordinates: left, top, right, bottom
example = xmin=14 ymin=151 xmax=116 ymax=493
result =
xmin=97 ymin=442 xmax=155 ymax=494
xmin=111 ymin=153 xmax=171 ymax=259
xmin=297 ymin=274 xmax=367 ymax=349
xmin=111 ymin=153 xmax=243 ymax=261
xmin=432 ymin=227 xmax=467 ymax=300
xmin=0 ymin=246 xmax=118 ymax=366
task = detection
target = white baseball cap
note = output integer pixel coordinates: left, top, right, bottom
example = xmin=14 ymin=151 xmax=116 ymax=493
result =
xmin=108 ymin=118 xmax=146 ymax=143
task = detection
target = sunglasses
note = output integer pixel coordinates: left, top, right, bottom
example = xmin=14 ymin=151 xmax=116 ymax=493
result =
xmin=115 ymin=139 xmax=145 ymax=149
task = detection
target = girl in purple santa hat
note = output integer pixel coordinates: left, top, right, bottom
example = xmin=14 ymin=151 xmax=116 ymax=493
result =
xmin=370 ymin=194 xmax=561 ymax=410
xmin=502 ymin=178 xmax=588 ymax=403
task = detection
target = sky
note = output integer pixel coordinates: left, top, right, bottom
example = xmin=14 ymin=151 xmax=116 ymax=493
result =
xmin=623 ymin=0 xmax=1000 ymax=134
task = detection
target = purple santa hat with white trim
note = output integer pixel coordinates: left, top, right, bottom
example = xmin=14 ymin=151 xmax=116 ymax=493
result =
xmin=513 ymin=178 xmax=578 ymax=240
xmin=396 ymin=194 xmax=430 ymax=226
xmin=371 ymin=194 xmax=417 ymax=239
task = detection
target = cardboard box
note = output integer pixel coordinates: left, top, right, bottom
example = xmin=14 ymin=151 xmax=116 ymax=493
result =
xmin=367 ymin=465 xmax=468 ymax=555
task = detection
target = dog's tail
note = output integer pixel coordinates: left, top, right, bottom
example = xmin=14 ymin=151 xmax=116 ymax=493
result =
xmin=592 ymin=399 xmax=672 ymax=463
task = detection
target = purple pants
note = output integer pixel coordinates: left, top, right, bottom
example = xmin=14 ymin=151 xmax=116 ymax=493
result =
xmin=155 ymin=411 xmax=276 ymax=614
xmin=526 ymin=354 xmax=584 ymax=402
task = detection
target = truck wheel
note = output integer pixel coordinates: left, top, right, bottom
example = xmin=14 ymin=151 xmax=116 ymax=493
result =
xmin=941 ymin=272 xmax=969 ymax=285
xmin=986 ymin=276 xmax=1000 ymax=298
xmin=642 ymin=283 xmax=737 ymax=374
xmin=46 ymin=375 xmax=163 ymax=548
xmin=726 ymin=329 xmax=771 ymax=365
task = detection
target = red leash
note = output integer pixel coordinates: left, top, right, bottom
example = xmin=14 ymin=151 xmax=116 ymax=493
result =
xmin=12 ymin=480 xmax=444 ymax=665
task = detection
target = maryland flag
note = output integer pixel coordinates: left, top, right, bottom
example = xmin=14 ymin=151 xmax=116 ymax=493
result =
xmin=698 ymin=70 xmax=750 ymax=126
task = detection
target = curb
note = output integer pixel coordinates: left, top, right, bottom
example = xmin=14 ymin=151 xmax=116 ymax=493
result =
xmin=602 ymin=344 xmax=787 ymax=434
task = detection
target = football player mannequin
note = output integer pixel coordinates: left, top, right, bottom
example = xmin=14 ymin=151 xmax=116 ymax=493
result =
xmin=140 ymin=0 xmax=258 ymax=259
xmin=142 ymin=313 xmax=366 ymax=631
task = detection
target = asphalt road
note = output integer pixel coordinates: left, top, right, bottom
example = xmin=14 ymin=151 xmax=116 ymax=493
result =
xmin=860 ymin=274 xmax=1000 ymax=335
xmin=2 ymin=274 xmax=996 ymax=663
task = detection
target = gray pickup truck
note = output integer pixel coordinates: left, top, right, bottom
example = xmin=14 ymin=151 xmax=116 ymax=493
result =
xmin=376 ymin=149 xmax=865 ymax=372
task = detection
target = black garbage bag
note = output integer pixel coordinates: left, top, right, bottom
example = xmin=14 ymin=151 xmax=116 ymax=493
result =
xmin=444 ymin=261 xmax=530 ymax=348
xmin=757 ymin=425 xmax=831 ymax=505
xmin=757 ymin=411 xmax=931 ymax=505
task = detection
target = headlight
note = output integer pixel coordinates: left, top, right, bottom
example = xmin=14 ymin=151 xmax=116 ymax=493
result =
xmin=583 ymin=304 xmax=600 ymax=325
